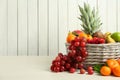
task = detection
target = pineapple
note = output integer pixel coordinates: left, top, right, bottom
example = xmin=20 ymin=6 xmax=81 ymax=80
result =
xmin=78 ymin=3 xmax=104 ymax=38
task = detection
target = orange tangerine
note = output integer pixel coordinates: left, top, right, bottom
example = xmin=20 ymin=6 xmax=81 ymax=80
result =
xmin=78 ymin=32 xmax=88 ymax=39
xmin=112 ymin=66 xmax=120 ymax=77
xmin=106 ymin=59 xmax=120 ymax=70
xmin=100 ymin=66 xmax=111 ymax=76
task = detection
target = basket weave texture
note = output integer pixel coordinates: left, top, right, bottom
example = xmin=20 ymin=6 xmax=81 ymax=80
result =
xmin=66 ymin=43 xmax=120 ymax=65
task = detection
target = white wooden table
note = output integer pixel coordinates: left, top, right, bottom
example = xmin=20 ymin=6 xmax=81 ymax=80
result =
xmin=0 ymin=56 xmax=120 ymax=80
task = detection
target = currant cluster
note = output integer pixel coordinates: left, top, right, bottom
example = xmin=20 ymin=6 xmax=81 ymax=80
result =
xmin=87 ymin=37 xmax=105 ymax=44
xmin=50 ymin=37 xmax=90 ymax=73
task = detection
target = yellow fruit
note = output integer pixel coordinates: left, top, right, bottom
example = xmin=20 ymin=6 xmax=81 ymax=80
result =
xmin=106 ymin=35 xmax=115 ymax=43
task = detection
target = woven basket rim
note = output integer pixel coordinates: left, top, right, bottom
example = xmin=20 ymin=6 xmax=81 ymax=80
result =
xmin=65 ymin=42 xmax=120 ymax=46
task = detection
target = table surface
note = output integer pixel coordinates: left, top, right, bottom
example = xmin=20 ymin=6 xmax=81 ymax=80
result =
xmin=0 ymin=56 xmax=120 ymax=80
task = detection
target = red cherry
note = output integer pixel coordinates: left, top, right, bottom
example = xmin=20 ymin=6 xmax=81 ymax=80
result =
xmin=68 ymin=45 xmax=75 ymax=50
xmin=99 ymin=38 xmax=105 ymax=44
xmin=80 ymin=47 xmax=87 ymax=53
xmin=74 ymin=41 xmax=80 ymax=47
xmin=88 ymin=69 xmax=94 ymax=75
xmin=78 ymin=63 xmax=84 ymax=69
xmin=55 ymin=56 xmax=61 ymax=61
xmin=80 ymin=68 xmax=86 ymax=74
xmin=60 ymin=60 xmax=66 ymax=66
xmin=73 ymin=63 xmax=79 ymax=69
xmin=62 ymin=55 xmax=68 ymax=61
xmin=65 ymin=63 xmax=71 ymax=69
xmin=74 ymin=37 xmax=81 ymax=42
xmin=76 ymin=56 xmax=82 ymax=62
xmin=54 ymin=61 xmax=60 ymax=67
xmin=54 ymin=66 xmax=60 ymax=72
xmin=58 ymin=53 xmax=63 ymax=58
xmin=69 ymin=67 xmax=76 ymax=73
xmin=87 ymin=66 xmax=93 ymax=70
xmin=82 ymin=51 xmax=88 ymax=57
xmin=80 ymin=42 xmax=86 ymax=47
xmin=50 ymin=65 xmax=54 ymax=71
xmin=60 ymin=66 xmax=65 ymax=72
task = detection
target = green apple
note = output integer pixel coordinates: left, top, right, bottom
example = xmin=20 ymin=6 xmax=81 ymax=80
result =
xmin=111 ymin=32 xmax=120 ymax=42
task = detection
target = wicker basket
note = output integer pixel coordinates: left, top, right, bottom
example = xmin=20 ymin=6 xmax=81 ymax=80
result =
xmin=65 ymin=43 xmax=120 ymax=66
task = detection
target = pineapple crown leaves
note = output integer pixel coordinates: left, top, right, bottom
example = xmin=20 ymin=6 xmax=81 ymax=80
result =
xmin=78 ymin=3 xmax=102 ymax=35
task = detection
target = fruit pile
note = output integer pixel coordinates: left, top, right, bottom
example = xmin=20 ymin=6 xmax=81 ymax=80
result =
xmin=50 ymin=52 xmax=94 ymax=75
xmin=94 ymin=59 xmax=120 ymax=77
xmin=50 ymin=2 xmax=120 ymax=77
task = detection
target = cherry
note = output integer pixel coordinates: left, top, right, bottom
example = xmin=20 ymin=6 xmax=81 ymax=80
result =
xmin=55 ymin=56 xmax=61 ymax=61
xmin=73 ymin=63 xmax=79 ymax=69
xmin=99 ymin=38 xmax=105 ymax=44
xmin=80 ymin=68 xmax=86 ymax=74
xmin=88 ymin=69 xmax=94 ymax=75
xmin=69 ymin=67 xmax=76 ymax=73
xmin=78 ymin=63 xmax=84 ymax=69
xmin=60 ymin=66 xmax=65 ymax=72
xmin=60 ymin=60 xmax=66 ymax=66
xmin=76 ymin=56 xmax=82 ymax=62
xmin=54 ymin=61 xmax=60 ymax=67
xmin=80 ymin=42 xmax=86 ymax=47
xmin=87 ymin=66 xmax=94 ymax=75
xmin=74 ymin=37 xmax=80 ymax=42
xmin=74 ymin=41 xmax=80 ymax=47
xmin=54 ymin=66 xmax=60 ymax=72
xmin=65 ymin=63 xmax=71 ymax=69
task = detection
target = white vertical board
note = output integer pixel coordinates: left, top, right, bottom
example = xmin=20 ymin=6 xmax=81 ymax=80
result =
xmin=77 ymin=0 xmax=88 ymax=30
xmin=107 ymin=0 xmax=117 ymax=32
xmin=28 ymin=0 xmax=38 ymax=56
xmin=49 ymin=0 xmax=58 ymax=56
xmin=118 ymin=0 xmax=120 ymax=31
xmin=58 ymin=0 xmax=68 ymax=54
xmin=18 ymin=0 xmax=27 ymax=56
xmin=39 ymin=0 xmax=48 ymax=56
xmin=0 ymin=0 xmax=7 ymax=56
xmin=68 ymin=0 xmax=78 ymax=31
xmin=87 ymin=0 xmax=97 ymax=8
xmin=98 ymin=0 xmax=107 ymax=33
xmin=8 ymin=0 xmax=17 ymax=56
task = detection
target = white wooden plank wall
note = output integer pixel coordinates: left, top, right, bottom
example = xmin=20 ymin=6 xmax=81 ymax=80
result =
xmin=0 ymin=0 xmax=120 ymax=56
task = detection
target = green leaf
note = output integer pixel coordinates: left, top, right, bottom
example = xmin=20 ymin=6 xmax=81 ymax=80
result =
xmin=93 ymin=64 xmax=103 ymax=73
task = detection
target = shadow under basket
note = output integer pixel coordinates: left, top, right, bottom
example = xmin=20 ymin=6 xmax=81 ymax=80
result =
xmin=66 ymin=43 xmax=120 ymax=66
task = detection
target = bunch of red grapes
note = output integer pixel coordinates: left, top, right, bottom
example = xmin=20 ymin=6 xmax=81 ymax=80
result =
xmin=50 ymin=37 xmax=94 ymax=74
